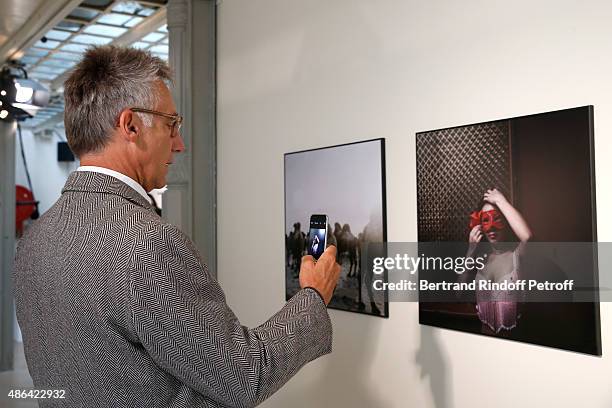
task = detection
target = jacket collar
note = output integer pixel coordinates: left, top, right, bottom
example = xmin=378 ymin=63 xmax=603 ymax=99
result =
xmin=62 ymin=171 xmax=156 ymax=213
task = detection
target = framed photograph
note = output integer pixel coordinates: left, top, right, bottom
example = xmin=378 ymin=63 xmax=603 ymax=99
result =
xmin=416 ymin=106 xmax=601 ymax=355
xmin=284 ymin=138 xmax=388 ymax=317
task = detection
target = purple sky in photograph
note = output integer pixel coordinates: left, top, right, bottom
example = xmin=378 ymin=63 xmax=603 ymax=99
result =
xmin=285 ymin=140 xmax=384 ymax=236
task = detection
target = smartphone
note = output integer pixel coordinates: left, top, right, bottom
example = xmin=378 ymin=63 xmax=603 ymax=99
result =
xmin=307 ymin=214 xmax=328 ymax=260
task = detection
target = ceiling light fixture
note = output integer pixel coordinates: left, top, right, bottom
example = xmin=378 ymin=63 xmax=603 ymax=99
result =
xmin=0 ymin=63 xmax=49 ymax=122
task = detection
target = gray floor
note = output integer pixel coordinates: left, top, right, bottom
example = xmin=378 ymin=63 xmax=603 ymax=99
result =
xmin=0 ymin=342 xmax=37 ymax=407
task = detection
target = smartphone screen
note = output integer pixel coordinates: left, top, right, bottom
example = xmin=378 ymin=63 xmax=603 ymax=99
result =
xmin=308 ymin=214 xmax=328 ymax=260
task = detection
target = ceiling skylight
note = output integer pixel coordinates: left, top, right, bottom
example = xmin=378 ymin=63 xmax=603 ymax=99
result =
xmin=16 ymin=0 xmax=169 ymax=130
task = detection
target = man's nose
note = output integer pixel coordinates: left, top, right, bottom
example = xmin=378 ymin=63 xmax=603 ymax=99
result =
xmin=173 ymin=132 xmax=186 ymax=152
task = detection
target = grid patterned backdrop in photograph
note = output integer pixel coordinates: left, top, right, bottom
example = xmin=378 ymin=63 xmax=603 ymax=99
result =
xmin=416 ymin=121 xmax=512 ymax=241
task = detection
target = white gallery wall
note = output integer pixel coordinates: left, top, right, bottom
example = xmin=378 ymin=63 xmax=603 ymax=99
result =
xmin=14 ymin=128 xmax=77 ymax=215
xmin=216 ymin=1 xmax=612 ymax=407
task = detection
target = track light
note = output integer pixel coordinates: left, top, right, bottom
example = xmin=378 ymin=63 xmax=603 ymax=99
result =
xmin=0 ymin=65 xmax=49 ymax=121
xmin=15 ymin=82 xmax=34 ymax=103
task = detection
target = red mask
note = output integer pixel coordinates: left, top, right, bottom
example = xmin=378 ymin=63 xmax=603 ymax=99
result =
xmin=469 ymin=209 xmax=505 ymax=233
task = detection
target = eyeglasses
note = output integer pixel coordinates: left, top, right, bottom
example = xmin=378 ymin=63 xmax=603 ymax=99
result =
xmin=130 ymin=107 xmax=183 ymax=135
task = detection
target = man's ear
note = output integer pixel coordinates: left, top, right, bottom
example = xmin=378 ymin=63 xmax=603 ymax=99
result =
xmin=118 ymin=109 xmax=141 ymax=142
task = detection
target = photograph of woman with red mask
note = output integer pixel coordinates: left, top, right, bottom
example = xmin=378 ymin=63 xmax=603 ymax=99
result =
xmin=417 ymin=106 xmax=600 ymax=355
xmin=464 ymin=188 xmax=532 ymax=335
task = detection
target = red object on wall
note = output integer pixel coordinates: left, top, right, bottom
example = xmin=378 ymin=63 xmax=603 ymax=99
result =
xmin=16 ymin=185 xmax=37 ymax=236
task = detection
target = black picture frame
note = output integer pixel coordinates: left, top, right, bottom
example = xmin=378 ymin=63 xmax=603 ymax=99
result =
xmin=416 ymin=106 xmax=601 ymax=355
xmin=284 ymin=138 xmax=389 ymax=317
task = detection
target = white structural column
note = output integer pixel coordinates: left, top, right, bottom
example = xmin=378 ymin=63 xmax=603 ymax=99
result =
xmin=166 ymin=0 xmax=217 ymax=275
xmin=0 ymin=121 xmax=16 ymax=371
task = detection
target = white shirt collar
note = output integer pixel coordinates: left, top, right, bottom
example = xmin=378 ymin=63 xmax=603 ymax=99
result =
xmin=77 ymin=166 xmax=152 ymax=204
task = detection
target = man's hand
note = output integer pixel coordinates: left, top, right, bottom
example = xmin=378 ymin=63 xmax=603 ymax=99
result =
xmin=299 ymin=245 xmax=341 ymax=305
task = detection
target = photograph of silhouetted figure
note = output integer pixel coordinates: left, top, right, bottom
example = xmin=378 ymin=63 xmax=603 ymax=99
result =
xmin=285 ymin=139 xmax=388 ymax=317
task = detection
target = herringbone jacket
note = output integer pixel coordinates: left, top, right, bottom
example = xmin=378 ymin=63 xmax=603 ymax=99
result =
xmin=13 ymin=171 xmax=332 ymax=407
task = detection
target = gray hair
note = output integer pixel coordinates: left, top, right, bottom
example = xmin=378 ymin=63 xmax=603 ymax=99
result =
xmin=64 ymin=45 xmax=172 ymax=157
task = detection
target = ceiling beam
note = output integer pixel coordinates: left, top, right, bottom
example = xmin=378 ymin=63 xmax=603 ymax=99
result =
xmin=110 ymin=7 xmax=167 ymax=46
xmin=0 ymin=0 xmax=82 ymax=65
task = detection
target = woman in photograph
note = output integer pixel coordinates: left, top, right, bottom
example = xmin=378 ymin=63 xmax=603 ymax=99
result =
xmin=464 ymin=188 xmax=532 ymax=334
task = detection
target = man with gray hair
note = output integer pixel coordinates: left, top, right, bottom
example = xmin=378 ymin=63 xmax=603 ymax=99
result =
xmin=13 ymin=45 xmax=340 ymax=407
